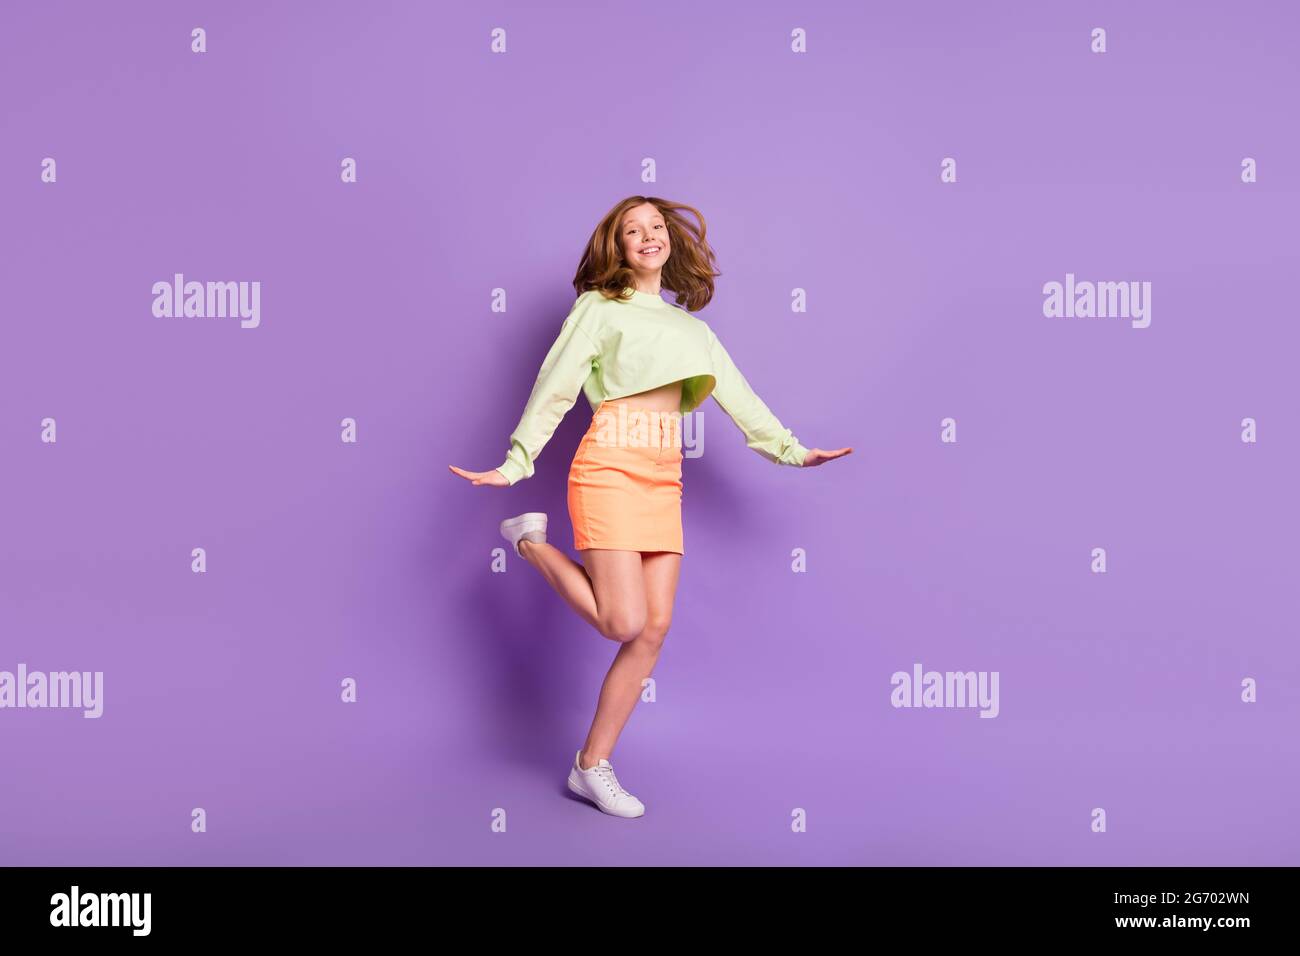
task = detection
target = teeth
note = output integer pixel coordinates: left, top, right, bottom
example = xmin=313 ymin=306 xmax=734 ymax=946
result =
xmin=641 ymin=247 xmax=660 ymax=254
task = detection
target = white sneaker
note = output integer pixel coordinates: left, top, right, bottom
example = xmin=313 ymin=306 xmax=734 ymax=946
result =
xmin=566 ymin=750 xmax=645 ymax=818
xmin=500 ymin=512 xmax=547 ymax=557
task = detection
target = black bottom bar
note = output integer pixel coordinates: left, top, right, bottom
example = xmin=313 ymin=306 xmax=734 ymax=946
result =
xmin=0 ymin=865 xmax=1282 ymax=941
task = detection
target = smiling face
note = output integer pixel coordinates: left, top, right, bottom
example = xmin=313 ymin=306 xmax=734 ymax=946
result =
xmin=620 ymin=202 xmax=671 ymax=283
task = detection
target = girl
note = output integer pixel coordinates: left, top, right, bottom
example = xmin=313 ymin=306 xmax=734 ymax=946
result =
xmin=450 ymin=197 xmax=851 ymax=817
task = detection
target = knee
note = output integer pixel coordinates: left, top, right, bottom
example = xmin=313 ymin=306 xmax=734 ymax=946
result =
xmin=636 ymin=613 xmax=672 ymax=651
xmin=599 ymin=611 xmax=646 ymax=644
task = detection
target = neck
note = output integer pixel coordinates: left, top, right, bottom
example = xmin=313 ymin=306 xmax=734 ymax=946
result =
xmin=629 ymin=271 xmax=661 ymax=296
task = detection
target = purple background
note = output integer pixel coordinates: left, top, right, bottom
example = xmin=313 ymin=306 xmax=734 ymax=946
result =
xmin=2 ymin=0 xmax=1297 ymax=866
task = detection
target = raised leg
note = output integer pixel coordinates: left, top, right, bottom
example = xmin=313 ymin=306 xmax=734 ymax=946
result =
xmin=519 ymin=540 xmax=648 ymax=642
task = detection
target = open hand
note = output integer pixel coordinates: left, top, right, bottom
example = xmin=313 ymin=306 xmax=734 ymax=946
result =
xmin=449 ymin=465 xmax=510 ymax=487
xmin=803 ymin=447 xmax=852 ymax=467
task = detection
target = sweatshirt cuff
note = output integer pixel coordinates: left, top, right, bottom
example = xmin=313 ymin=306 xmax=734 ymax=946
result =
xmin=784 ymin=441 xmax=810 ymax=467
xmin=495 ymin=459 xmax=527 ymax=485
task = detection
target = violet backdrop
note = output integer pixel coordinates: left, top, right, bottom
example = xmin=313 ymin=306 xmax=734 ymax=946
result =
xmin=1 ymin=0 xmax=1297 ymax=865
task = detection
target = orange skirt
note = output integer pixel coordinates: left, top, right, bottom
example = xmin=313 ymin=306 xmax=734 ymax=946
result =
xmin=568 ymin=399 xmax=685 ymax=554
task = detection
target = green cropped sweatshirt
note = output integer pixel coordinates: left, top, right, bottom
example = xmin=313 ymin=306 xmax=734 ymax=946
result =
xmin=495 ymin=287 xmax=809 ymax=484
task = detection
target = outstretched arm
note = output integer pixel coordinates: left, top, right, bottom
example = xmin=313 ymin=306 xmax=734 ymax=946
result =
xmin=707 ymin=326 xmax=810 ymax=466
xmin=494 ymin=308 xmax=601 ymax=484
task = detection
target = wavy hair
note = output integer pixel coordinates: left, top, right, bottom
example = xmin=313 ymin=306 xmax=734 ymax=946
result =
xmin=571 ymin=196 xmax=721 ymax=312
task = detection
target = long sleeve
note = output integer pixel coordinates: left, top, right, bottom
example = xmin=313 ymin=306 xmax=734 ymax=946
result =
xmin=706 ymin=326 xmax=809 ymax=467
xmin=495 ymin=301 xmax=601 ymax=485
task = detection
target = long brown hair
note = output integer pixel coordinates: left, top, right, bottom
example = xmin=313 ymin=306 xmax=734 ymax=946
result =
xmin=572 ymin=196 xmax=721 ymax=312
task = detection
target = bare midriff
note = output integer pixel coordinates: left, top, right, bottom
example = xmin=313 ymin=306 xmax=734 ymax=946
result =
xmin=612 ymin=379 xmax=683 ymax=413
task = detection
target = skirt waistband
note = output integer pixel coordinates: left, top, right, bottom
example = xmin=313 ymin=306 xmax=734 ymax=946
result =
xmin=587 ymin=400 xmax=682 ymax=448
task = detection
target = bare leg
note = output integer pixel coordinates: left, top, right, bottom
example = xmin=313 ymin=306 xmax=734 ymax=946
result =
xmin=519 ymin=540 xmax=648 ymax=643
xmin=517 ymin=539 xmax=600 ymax=629
xmin=579 ymin=551 xmax=681 ymax=769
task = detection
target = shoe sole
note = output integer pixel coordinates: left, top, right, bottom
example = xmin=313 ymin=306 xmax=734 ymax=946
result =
xmin=501 ymin=514 xmax=548 ymax=556
xmin=501 ymin=513 xmax=547 ymax=530
xmin=500 ymin=514 xmax=547 ymax=538
xmin=566 ymin=775 xmax=645 ymax=818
